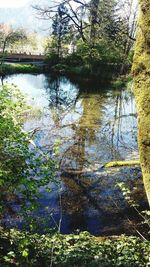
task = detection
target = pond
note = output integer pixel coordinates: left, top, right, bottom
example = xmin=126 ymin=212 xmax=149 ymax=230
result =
xmin=1 ymin=73 xmax=145 ymax=236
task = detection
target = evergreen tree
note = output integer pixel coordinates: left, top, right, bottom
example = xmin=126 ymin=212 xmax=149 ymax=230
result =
xmin=52 ymin=3 xmax=70 ymax=57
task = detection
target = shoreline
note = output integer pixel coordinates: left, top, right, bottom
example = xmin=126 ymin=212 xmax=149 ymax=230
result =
xmin=0 ymin=63 xmax=131 ymax=89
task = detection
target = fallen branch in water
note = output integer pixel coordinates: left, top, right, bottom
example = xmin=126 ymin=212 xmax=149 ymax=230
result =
xmin=103 ymin=160 xmax=140 ymax=168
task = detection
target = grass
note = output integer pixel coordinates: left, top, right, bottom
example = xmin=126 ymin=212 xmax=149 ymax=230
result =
xmin=0 ymin=63 xmax=44 ymax=75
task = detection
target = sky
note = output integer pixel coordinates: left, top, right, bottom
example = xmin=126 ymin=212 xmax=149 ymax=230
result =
xmin=0 ymin=0 xmax=30 ymax=8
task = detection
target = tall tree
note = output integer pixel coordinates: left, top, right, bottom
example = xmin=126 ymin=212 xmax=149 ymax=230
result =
xmin=89 ymin=0 xmax=99 ymax=44
xmin=132 ymin=0 xmax=150 ymax=205
xmin=0 ymin=24 xmax=27 ymax=65
xmin=52 ymin=3 xmax=70 ymax=57
xmin=117 ymin=0 xmax=138 ymax=56
xmin=93 ymin=0 xmax=119 ymax=39
xmin=33 ymin=0 xmax=88 ymax=42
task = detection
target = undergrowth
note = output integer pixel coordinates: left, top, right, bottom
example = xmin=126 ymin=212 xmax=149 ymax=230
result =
xmin=0 ymin=229 xmax=150 ymax=267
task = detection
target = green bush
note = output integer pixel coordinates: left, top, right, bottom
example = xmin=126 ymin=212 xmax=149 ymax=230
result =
xmin=65 ymin=53 xmax=83 ymax=66
xmin=51 ymin=63 xmax=69 ymax=73
xmin=0 ymin=84 xmax=56 ymax=219
xmin=45 ymin=52 xmax=59 ymax=66
xmin=0 ymin=229 xmax=150 ymax=267
xmin=0 ymin=64 xmax=42 ymax=75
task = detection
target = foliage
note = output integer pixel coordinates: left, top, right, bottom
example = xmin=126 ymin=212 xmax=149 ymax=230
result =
xmin=0 ymin=84 xmax=56 ymax=222
xmin=75 ymin=39 xmax=126 ymax=64
xmin=64 ymin=52 xmax=83 ymax=66
xmin=117 ymin=182 xmax=150 ymax=241
xmin=0 ymin=228 xmax=150 ymax=267
xmin=0 ymin=64 xmax=43 ymax=76
xmin=51 ymin=63 xmax=69 ymax=73
xmin=34 ymin=0 xmax=87 ymax=41
xmin=44 ymin=37 xmax=60 ymax=64
xmin=51 ymin=3 xmax=70 ymax=57
xmin=10 ymin=32 xmax=43 ymax=54
xmin=45 ymin=32 xmax=131 ymax=78
xmin=0 ymin=24 xmax=27 ymax=64
xmin=40 ymin=0 xmax=137 ymax=74
xmin=52 ymin=4 xmax=70 ymax=37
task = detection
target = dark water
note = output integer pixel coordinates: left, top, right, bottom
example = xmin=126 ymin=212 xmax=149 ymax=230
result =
xmin=2 ymin=74 xmax=144 ymax=236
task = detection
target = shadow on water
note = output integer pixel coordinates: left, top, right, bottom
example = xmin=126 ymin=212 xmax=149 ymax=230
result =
xmin=0 ymin=73 xmax=148 ymax=236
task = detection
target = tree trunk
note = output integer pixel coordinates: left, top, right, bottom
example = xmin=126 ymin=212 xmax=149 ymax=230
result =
xmin=57 ymin=34 xmax=61 ymax=61
xmin=0 ymin=39 xmax=7 ymax=66
xmin=90 ymin=0 xmax=99 ymax=46
xmin=132 ymin=0 xmax=150 ymax=205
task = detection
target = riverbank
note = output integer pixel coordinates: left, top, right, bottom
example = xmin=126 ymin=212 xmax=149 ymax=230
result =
xmin=45 ymin=60 xmax=132 ymax=88
xmin=0 ymin=63 xmax=44 ymax=76
xmin=0 ymin=63 xmax=131 ymax=85
xmin=0 ymin=228 xmax=149 ymax=267
xmin=49 ymin=62 xmax=130 ymax=81
xmin=0 ymin=63 xmax=132 ymax=88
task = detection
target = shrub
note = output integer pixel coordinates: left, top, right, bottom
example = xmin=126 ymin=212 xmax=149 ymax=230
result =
xmin=0 ymin=64 xmax=42 ymax=75
xmin=0 ymin=84 xmax=56 ymax=222
xmin=0 ymin=228 xmax=150 ymax=267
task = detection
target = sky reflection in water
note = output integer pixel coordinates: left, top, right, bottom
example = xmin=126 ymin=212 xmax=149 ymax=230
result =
xmin=2 ymin=74 xmax=140 ymax=235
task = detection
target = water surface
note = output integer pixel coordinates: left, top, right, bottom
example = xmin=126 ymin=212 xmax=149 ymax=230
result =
xmin=2 ymin=74 xmax=143 ymax=235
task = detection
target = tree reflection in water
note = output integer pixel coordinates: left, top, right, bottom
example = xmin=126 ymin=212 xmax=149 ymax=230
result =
xmin=1 ymin=74 xmax=142 ymax=235
xmin=41 ymin=75 xmax=141 ymax=235
xmin=43 ymin=75 xmax=137 ymax=171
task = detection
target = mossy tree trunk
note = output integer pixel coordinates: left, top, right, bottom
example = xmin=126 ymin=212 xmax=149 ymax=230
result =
xmin=132 ymin=0 xmax=150 ymax=205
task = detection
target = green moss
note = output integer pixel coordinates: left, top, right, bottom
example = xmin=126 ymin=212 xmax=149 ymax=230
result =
xmin=104 ymin=160 xmax=140 ymax=168
xmin=132 ymin=0 xmax=150 ymax=205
